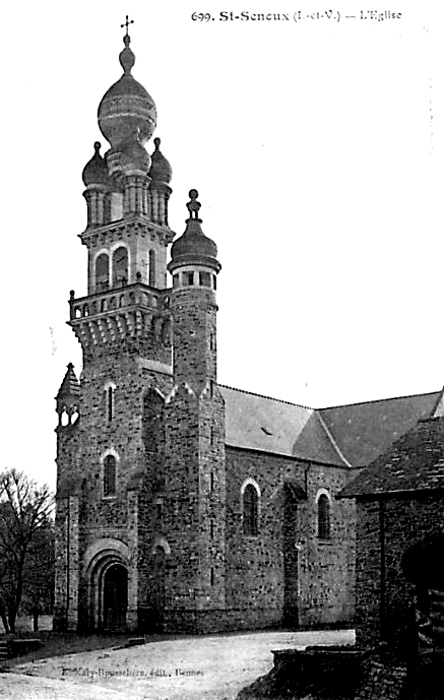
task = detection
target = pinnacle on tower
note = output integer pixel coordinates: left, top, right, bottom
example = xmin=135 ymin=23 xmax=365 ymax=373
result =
xmin=56 ymin=363 xmax=80 ymax=426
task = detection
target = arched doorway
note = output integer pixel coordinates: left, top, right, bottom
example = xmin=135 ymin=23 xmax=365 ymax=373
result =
xmin=102 ymin=563 xmax=128 ymax=631
xmin=83 ymin=539 xmax=131 ymax=631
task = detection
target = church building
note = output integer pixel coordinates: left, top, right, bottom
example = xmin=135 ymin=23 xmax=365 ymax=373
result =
xmin=53 ymin=27 xmax=441 ymax=634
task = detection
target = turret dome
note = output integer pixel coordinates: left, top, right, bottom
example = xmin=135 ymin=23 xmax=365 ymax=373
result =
xmin=82 ymin=142 xmax=109 ymax=186
xmin=169 ymin=190 xmax=220 ymax=272
xmin=149 ymin=138 xmax=172 ymax=184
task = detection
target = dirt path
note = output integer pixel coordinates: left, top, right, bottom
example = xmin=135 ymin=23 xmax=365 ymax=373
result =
xmin=1 ymin=629 xmax=355 ymax=700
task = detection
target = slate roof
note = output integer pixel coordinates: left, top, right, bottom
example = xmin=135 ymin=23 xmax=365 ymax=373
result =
xmin=220 ymin=385 xmax=441 ymax=469
xmin=220 ymin=385 xmax=315 ymax=458
xmin=318 ymin=391 xmax=439 ymax=467
xmin=339 ymin=416 xmax=444 ymax=498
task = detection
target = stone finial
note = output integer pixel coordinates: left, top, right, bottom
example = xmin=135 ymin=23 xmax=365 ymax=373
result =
xmin=187 ymin=189 xmax=201 ymax=221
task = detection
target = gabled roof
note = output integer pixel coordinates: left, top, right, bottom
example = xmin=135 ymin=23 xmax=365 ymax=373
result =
xmin=292 ymin=411 xmax=350 ymax=466
xmin=338 ymin=416 xmax=444 ymax=498
xmin=220 ymin=386 xmax=350 ymax=465
xmin=221 ymin=385 xmax=313 ymax=458
xmin=319 ymin=391 xmax=440 ymax=467
xmin=220 ymin=385 xmax=440 ymax=469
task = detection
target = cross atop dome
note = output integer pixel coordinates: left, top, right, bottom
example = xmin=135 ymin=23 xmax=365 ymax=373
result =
xmin=121 ymin=15 xmax=134 ymax=37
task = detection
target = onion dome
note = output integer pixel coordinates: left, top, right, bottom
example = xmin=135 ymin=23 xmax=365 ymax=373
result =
xmin=149 ymin=138 xmax=172 ymax=184
xmin=82 ymin=142 xmax=109 ymax=186
xmin=120 ymin=132 xmax=151 ymax=175
xmin=169 ymin=190 xmax=220 ymax=272
xmin=98 ymin=34 xmax=157 ymax=150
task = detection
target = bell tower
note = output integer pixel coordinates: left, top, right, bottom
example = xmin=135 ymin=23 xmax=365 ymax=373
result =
xmin=54 ymin=24 xmax=175 ymax=632
xmin=71 ymin=29 xmax=174 ymax=355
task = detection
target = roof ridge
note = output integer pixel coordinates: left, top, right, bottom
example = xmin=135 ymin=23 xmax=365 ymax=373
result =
xmin=317 ymin=389 xmax=441 ymax=411
xmin=429 ymin=386 xmax=444 ymax=418
xmin=316 ymin=411 xmax=353 ymax=468
xmin=218 ymin=383 xmax=313 ymax=410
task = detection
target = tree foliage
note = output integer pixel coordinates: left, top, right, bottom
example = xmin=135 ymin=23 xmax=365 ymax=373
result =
xmin=0 ymin=469 xmax=54 ymax=633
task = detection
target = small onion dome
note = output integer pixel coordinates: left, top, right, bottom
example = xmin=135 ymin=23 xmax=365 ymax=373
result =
xmin=98 ymin=34 xmax=157 ymax=150
xmin=120 ymin=133 xmax=151 ymax=175
xmin=169 ymin=190 xmax=220 ymax=273
xmin=149 ymin=138 xmax=172 ymax=184
xmin=82 ymin=142 xmax=109 ymax=186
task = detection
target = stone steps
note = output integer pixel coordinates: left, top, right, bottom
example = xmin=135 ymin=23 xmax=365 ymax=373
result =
xmin=430 ymin=588 xmax=444 ymax=650
xmin=0 ymin=640 xmax=10 ymax=661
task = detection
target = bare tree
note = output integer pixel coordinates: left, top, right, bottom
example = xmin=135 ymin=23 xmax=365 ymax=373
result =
xmin=0 ymin=469 xmax=54 ymax=633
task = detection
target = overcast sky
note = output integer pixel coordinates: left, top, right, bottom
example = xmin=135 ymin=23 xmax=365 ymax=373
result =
xmin=1 ymin=1 xmax=443 ymax=488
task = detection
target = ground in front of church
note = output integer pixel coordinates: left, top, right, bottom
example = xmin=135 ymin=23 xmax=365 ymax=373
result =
xmin=0 ymin=628 xmax=354 ymax=700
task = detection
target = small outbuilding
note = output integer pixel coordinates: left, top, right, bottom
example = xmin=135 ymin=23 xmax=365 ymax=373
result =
xmin=338 ymin=414 xmax=444 ymax=653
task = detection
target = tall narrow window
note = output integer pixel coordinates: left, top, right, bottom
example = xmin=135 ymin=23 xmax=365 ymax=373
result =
xmin=243 ymin=483 xmax=259 ymax=536
xmin=210 ymin=567 xmax=215 ymax=586
xmin=149 ymin=250 xmax=156 ymax=286
xmin=318 ymin=494 xmax=331 ymax=539
xmin=103 ymin=455 xmax=116 ymax=497
xmin=95 ymin=253 xmax=109 ymax=291
xmin=107 ymin=386 xmax=114 ymax=422
xmin=113 ymin=246 xmax=128 ymax=286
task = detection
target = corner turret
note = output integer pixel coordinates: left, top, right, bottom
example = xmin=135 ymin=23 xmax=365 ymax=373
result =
xmin=168 ymin=191 xmax=221 ymax=390
xmin=56 ymin=363 xmax=80 ymax=427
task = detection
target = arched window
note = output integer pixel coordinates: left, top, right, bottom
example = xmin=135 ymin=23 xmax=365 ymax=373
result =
xmin=95 ymin=253 xmax=109 ymax=291
xmin=149 ymin=250 xmax=156 ymax=286
xmin=317 ymin=494 xmax=331 ymax=539
xmin=243 ymin=483 xmax=259 ymax=536
xmin=103 ymin=455 xmax=116 ymax=497
xmin=113 ymin=246 xmax=128 ymax=287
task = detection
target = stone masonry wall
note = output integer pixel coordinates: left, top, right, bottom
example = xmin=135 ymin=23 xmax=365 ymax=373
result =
xmin=355 ymin=493 xmax=444 ymax=650
xmin=160 ymin=383 xmax=226 ymax=625
xmin=55 ymin=346 xmax=173 ymax=630
xmin=299 ymin=465 xmax=357 ymax=626
xmin=225 ymin=447 xmax=356 ymax=630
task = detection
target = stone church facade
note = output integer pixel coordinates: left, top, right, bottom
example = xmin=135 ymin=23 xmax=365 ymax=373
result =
xmin=53 ymin=29 xmax=441 ymax=634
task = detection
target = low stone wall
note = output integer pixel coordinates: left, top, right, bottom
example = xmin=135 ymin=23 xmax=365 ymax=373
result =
xmin=237 ymin=646 xmax=443 ymax=700
xmin=237 ymin=646 xmax=366 ymax=699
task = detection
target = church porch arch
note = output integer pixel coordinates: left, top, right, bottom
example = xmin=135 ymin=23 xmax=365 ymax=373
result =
xmin=83 ymin=538 xmax=133 ymax=631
